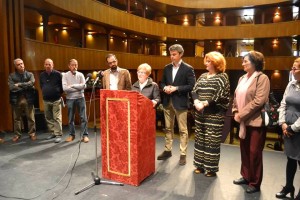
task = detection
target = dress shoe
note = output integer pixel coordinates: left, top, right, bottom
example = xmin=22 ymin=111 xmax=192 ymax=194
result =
xmin=275 ymin=186 xmax=295 ymax=199
xmin=81 ymin=136 xmax=89 ymax=143
xmin=205 ymin=172 xmax=216 ymax=177
xmin=65 ymin=135 xmax=75 ymax=142
xmin=12 ymin=135 xmax=21 ymax=142
xmin=29 ymin=133 xmax=37 ymax=141
xmin=194 ymin=168 xmax=204 ymax=174
xmin=246 ymin=186 xmax=260 ymax=193
xmin=295 ymin=190 xmax=300 ymax=200
xmin=157 ymin=151 xmax=172 ymax=160
xmin=54 ymin=137 xmax=62 ymax=143
xmin=233 ymin=177 xmax=248 ymax=185
xmin=179 ymin=155 xmax=186 ymax=165
xmin=46 ymin=135 xmax=56 ymax=140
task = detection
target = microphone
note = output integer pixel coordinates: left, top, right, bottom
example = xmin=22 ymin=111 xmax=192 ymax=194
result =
xmin=97 ymin=70 xmax=104 ymax=78
xmin=85 ymin=73 xmax=92 ymax=82
xmin=93 ymin=76 xmax=100 ymax=86
xmin=93 ymin=72 xmax=103 ymax=86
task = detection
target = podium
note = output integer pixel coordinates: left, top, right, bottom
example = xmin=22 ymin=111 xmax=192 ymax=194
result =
xmin=100 ymin=90 xmax=156 ymax=186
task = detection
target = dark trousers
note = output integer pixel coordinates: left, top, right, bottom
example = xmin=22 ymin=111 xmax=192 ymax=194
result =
xmin=240 ymin=126 xmax=267 ymax=189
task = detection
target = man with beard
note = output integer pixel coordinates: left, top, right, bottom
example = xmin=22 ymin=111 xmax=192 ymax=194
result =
xmin=102 ymin=54 xmax=132 ymax=90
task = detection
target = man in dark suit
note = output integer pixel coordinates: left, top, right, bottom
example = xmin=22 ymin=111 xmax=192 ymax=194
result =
xmin=102 ymin=54 xmax=132 ymax=90
xmin=157 ymin=44 xmax=196 ymax=165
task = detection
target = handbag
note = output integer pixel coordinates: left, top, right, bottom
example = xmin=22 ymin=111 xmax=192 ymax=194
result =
xmin=261 ymin=101 xmax=279 ymax=127
xmin=256 ymin=75 xmax=279 ymax=127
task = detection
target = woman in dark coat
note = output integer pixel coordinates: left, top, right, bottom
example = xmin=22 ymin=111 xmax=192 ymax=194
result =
xmin=132 ymin=63 xmax=160 ymax=107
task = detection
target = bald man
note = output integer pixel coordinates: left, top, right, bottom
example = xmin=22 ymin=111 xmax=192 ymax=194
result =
xmin=40 ymin=58 xmax=63 ymax=143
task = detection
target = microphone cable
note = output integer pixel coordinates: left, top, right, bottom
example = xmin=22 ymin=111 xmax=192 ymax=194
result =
xmin=50 ymin=77 xmax=94 ymax=200
xmin=0 ymin=76 xmax=94 ymax=200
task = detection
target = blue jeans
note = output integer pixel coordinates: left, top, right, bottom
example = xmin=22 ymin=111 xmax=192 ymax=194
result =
xmin=66 ymin=97 xmax=88 ymax=137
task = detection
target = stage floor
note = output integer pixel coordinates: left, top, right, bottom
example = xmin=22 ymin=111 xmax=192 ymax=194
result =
xmin=0 ymin=128 xmax=299 ymax=200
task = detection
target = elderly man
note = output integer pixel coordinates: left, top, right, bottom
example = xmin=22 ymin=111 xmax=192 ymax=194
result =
xmin=40 ymin=58 xmax=63 ymax=143
xmin=62 ymin=59 xmax=89 ymax=143
xmin=8 ymin=58 xmax=37 ymax=142
xmin=102 ymin=54 xmax=132 ymax=90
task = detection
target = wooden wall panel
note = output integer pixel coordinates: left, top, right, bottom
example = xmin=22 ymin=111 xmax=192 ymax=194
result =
xmin=45 ymin=0 xmax=300 ymax=40
xmin=25 ymin=39 xmax=296 ymax=72
xmin=0 ymin=0 xmax=27 ymax=132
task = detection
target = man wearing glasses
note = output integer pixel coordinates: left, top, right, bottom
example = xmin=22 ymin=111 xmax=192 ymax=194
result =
xmin=102 ymin=54 xmax=132 ymax=90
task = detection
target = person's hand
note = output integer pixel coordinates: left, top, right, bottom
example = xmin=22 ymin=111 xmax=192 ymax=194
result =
xmin=169 ymin=86 xmax=177 ymax=93
xmin=163 ymin=85 xmax=177 ymax=94
xmin=152 ymin=100 xmax=157 ymax=108
xmin=281 ymin=123 xmax=288 ymax=132
xmin=163 ymin=86 xmax=171 ymax=94
xmin=195 ymin=102 xmax=204 ymax=112
xmin=234 ymin=113 xmax=241 ymax=123
xmin=283 ymin=129 xmax=294 ymax=138
xmin=283 ymin=124 xmax=294 ymax=138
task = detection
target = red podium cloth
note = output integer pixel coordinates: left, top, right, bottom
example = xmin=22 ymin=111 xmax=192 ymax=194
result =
xmin=100 ymin=90 xmax=156 ymax=186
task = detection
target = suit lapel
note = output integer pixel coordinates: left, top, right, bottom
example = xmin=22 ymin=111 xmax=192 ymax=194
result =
xmin=117 ymin=70 xmax=123 ymax=89
xmin=166 ymin=66 xmax=173 ymax=84
xmin=105 ymin=72 xmax=110 ymax=89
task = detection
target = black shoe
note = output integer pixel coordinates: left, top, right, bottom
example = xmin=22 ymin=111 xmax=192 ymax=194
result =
xmin=233 ymin=177 xmax=248 ymax=185
xmin=179 ymin=155 xmax=186 ymax=165
xmin=275 ymin=186 xmax=295 ymax=199
xmin=246 ymin=186 xmax=260 ymax=193
xmin=157 ymin=151 xmax=172 ymax=160
xmin=46 ymin=135 xmax=56 ymax=140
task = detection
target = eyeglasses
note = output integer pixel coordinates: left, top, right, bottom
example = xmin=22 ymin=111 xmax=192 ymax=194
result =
xmin=137 ymin=71 xmax=147 ymax=75
xmin=107 ymin=60 xmax=117 ymax=65
xmin=291 ymin=67 xmax=300 ymax=71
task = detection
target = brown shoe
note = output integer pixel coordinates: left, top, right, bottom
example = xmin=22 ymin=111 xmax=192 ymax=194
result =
xmin=205 ymin=172 xmax=216 ymax=177
xmin=179 ymin=155 xmax=186 ymax=165
xmin=157 ymin=151 xmax=172 ymax=160
xmin=0 ymin=138 xmax=4 ymax=143
xmin=29 ymin=133 xmax=37 ymax=141
xmin=81 ymin=136 xmax=89 ymax=143
xmin=12 ymin=135 xmax=21 ymax=142
xmin=194 ymin=168 xmax=204 ymax=174
xmin=65 ymin=135 xmax=75 ymax=142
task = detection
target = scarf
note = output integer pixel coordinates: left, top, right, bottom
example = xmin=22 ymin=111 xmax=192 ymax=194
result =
xmin=235 ymin=71 xmax=258 ymax=139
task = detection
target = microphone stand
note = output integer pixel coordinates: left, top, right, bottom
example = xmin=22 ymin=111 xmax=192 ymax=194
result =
xmin=75 ymin=78 xmax=123 ymax=195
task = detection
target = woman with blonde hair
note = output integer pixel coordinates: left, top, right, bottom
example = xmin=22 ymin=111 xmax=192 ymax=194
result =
xmin=191 ymin=51 xmax=230 ymax=177
xmin=132 ymin=63 xmax=160 ymax=107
